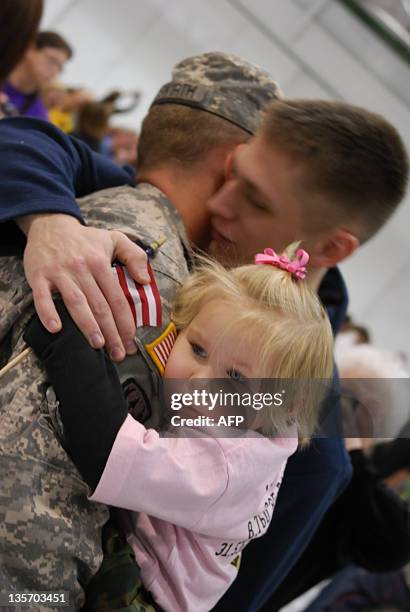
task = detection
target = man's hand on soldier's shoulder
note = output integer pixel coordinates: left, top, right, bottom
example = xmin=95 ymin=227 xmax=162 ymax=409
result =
xmin=17 ymin=213 xmax=150 ymax=361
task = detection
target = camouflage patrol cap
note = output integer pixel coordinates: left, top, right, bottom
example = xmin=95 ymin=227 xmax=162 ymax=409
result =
xmin=151 ymin=52 xmax=282 ymax=135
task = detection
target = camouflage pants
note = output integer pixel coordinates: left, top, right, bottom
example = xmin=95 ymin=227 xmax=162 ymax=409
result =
xmin=0 ymin=337 xmax=109 ymax=611
xmin=83 ymin=519 xmax=161 ymax=612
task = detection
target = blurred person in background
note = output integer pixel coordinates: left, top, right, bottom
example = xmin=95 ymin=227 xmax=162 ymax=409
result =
xmin=263 ymin=435 xmax=410 ymax=611
xmin=71 ymin=90 xmax=140 ymax=157
xmin=299 ymin=323 xmax=410 ymax=612
xmin=337 ymin=343 xmax=410 ymax=444
xmin=71 ymin=100 xmax=112 ymax=153
xmin=108 ymin=127 xmax=139 ymax=168
xmin=337 ymin=315 xmax=371 ymax=348
xmin=1 ymin=30 xmax=73 ymax=120
xmin=43 ymin=83 xmax=94 ymax=133
xmin=0 ymin=0 xmax=43 ymax=119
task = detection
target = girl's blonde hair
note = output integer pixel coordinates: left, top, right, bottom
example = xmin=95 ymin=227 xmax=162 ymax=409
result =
xmin=172 ymin=247 xmax=334 ymax=441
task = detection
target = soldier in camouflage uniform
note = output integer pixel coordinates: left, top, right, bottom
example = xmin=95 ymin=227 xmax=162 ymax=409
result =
xmin=0 ymin=52 xmax=280 ymax=610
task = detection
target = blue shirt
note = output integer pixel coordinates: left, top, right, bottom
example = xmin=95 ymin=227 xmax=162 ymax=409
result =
xmin=0 ymin=117 xmax=135 ymax=255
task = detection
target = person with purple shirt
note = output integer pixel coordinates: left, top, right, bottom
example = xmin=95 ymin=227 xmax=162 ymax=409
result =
xmin=1 ymin=30 xmax=72 ymax=120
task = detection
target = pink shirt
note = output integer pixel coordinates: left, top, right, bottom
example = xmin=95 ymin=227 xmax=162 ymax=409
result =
xmin=91 ymin=415 xmax=297 ymax=611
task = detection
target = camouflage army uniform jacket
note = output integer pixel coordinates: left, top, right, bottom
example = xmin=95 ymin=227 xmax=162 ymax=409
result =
xmin=0 ymin=183 xmax=191 ymax=609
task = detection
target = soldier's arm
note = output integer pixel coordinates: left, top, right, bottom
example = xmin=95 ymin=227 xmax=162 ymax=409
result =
xmin=0 ymin=117 xmax=150 ymax=360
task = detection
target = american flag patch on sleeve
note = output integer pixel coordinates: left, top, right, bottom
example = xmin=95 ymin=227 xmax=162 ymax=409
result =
xmin=113 ymin=263 xmax=162 ymax=327
xmin=145 ymin=322 xmax=177 ymax=375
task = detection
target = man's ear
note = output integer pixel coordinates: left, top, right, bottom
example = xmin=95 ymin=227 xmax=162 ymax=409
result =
xmin=309 ymin=229 xmax=359 ymax=268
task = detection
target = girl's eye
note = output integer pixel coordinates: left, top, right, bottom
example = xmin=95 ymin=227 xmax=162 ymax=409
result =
xmin=227 ymin=368 xmax=244 ymax=381
xmin=191 ymin=343 xmax=207 ymax=359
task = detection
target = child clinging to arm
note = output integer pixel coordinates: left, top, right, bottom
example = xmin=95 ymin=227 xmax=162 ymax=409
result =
xmin=24 ymin=247 xmax=334 ymax=612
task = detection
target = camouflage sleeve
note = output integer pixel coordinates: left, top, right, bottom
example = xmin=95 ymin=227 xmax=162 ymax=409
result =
xmin=24 ymin=302 xmax=129 ymax=490
xmin=0 ymin=330 xmax=109 ymax=608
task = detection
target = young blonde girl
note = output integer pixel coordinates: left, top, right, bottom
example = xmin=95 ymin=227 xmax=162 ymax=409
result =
xmin=25 ymin=246 xmax=334 ymax=612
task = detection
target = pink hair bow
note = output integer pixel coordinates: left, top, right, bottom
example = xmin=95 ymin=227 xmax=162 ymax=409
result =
xmin=254 ymin=247 xmax=309 ymax=280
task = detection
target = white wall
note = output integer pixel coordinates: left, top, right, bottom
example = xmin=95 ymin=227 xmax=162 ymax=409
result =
xmin=42 ymin=0 xmax=410 ymax=356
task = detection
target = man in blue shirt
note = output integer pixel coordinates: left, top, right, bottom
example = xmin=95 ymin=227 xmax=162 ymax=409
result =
xmin=2 ymin=30 xmax=72 ymax=120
